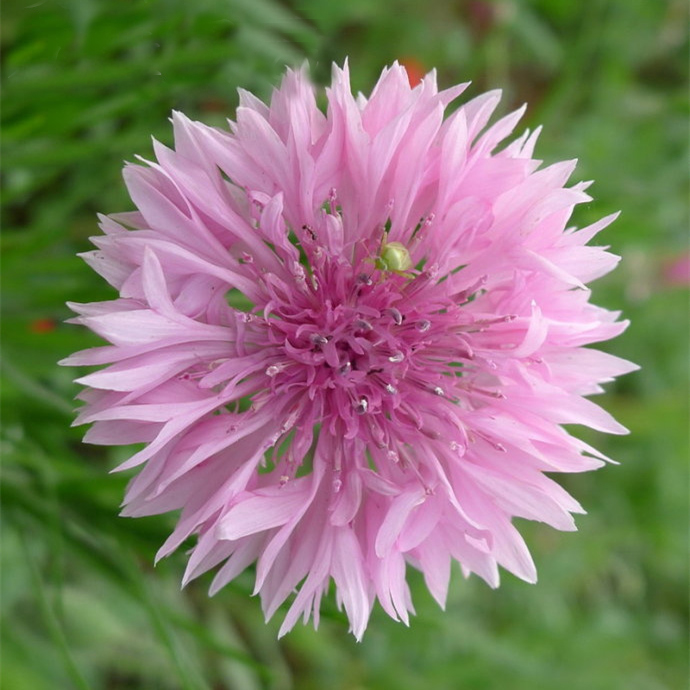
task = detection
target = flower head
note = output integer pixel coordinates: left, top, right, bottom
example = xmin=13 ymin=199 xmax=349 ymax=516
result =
xmin=64 ymin=62 xmax=636 ymax=639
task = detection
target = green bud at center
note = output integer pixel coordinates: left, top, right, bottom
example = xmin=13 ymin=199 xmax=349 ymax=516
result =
xmin=380 ymin=241 xmax=412 ymax=272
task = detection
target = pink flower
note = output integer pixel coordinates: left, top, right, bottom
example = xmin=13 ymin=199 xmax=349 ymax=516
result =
xmin=662 ymin=251 xmax=690 ymax=288
xmin=63 ymin=62 xmax=636 ymax=639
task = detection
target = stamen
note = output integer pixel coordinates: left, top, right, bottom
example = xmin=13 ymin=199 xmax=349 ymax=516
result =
xmin=354 ymin=397 xmax=368 ymax=414
xmin=302 ymin=224 xmax=317 ymax=241
xmin=310 ymin=333 xmax=329 ymax=347
xmin=386 ymin=307 xmax=404 ymax=325
xmin=328 ymin=187 xmax=338 ymax=215
xmin=292 ymin=262 xmax=306 ymax=284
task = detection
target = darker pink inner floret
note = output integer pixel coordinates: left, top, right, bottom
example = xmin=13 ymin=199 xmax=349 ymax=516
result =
xmin=238 ymin=245 xmax=477 ymax=459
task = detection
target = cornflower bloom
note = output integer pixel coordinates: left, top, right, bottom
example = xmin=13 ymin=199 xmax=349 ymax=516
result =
xmin=64 ymin=62 xmax=636 ymax=639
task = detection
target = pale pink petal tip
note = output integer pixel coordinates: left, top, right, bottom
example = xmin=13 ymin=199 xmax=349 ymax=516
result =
xmin=63 ymin=61 xmax=636 ymax=638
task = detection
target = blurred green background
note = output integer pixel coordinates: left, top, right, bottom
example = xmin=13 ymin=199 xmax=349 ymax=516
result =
xmin=2 ymin=1 xmax=688 ymax=688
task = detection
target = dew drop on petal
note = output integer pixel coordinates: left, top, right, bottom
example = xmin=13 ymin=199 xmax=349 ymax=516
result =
xmin=388 ymin=351 xmax=404 ymax=363
xmin=416 ymin=319 xmax=431 ymax=332
xmin=266 ymin=365 xmax=281 ymax=377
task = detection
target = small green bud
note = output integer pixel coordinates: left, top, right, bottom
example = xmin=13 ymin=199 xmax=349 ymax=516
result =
xmin=380 ymin=241 xmax=412 ymax=273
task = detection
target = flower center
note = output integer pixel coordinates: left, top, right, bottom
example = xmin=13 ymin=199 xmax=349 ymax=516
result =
xmin=257 ymin=256 xmax=458 ymax=435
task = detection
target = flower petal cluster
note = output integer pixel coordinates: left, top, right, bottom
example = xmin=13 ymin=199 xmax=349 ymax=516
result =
xmin=64 ymin=62 xmax=636 ymax=639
